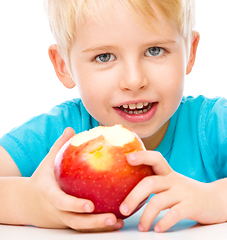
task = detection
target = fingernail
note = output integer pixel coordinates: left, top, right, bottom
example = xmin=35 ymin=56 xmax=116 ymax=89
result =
xmin=127 ymin=153 xmax=136 ymax=162
xmin=105 ymin=218 xmax=114 ymax=226
xmin=120 ymin=203 xmax=129 ymax=215
xmin=138 ymin=223 xmax=145 ymax=232
xmin=114 ymin=222 xmax=122 ymax=229
xmin=154 ymin=225 xmax=161 ymax=233
xmin=83 ymin=203 xmax=92 ymax=212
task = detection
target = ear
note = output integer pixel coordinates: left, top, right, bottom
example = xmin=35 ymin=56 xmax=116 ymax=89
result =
xmin=48 ymin=44 xmax=76 ymax=89
xmin=186 ymin=31 xmax=200 ymax=75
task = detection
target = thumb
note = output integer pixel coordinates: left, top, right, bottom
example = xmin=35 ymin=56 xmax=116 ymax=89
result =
xmin=31 ymin=127 xmax=75 ymax=177
xmin=48 ymin=127 xmax=75 ymax=162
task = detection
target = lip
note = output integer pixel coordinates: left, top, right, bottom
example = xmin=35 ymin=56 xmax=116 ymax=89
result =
xmin=114 ymin=102 xmax=158 ymax=123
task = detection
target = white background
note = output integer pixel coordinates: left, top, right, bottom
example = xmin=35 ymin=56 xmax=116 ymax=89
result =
xmin=0 ymin=0 xmax=226 ymax=137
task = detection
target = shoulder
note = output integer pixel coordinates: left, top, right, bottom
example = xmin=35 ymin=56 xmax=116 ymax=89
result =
xmin=30 ymin=98 xmax=97 ymax=133
xmin=0 ymin=98 xmax=98 ymax=177
xmin=171 ymin=95 xmax=227 ymax=181
xmin=179 ymin=95 xmax=227 ymax=125
xmin=48 ymin=98 xmax=84 ymax=116
xmin=178 ymin=95 xmax=226 ymax=122
xmin=177 ymin=95 xmax=227 ymax=149
xmin=185 ymin=96 xmax=227 ymax=178
xmin=180 ymin=95 xmax=224 ymax=110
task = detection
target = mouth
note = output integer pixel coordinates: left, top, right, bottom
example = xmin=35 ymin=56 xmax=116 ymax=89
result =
xmin=117 ymin=102 xmax=153 ymax=115
xmin=114 ymin=102 xmax=158 ymax=123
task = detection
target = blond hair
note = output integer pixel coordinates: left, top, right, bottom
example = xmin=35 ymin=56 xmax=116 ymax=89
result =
xmin=44 ymin=0 xmax=195 ymax=69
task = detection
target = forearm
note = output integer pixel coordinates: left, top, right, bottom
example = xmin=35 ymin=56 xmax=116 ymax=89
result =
xmin=211 ymin=178 xmax=227 ymax=222
xmin=0 ymin=177 xmax=30 ymax=226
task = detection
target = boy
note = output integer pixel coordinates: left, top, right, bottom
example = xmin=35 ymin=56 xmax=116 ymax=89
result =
xmin=0 ymin=0 xmax=227 ymax=233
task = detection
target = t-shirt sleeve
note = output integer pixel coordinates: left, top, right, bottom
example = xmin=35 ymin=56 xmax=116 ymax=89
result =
xmin=0 ymin=99 xmax=98 ymax=177
xmin=199 ymin=97 xmax=227 ymax=179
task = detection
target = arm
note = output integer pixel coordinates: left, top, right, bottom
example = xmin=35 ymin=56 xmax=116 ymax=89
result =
xmin=0 ymin=146 xmax=26 ymax=224
xmin=0 ymin=146 xmax=21 ymax=177
xmin=119 ymin=151 xmax=227 ymax=233
xmin=0 ymin=146 xmax=28 ymax=224
xmin=0 ymin=128 xmax=123 ymax=231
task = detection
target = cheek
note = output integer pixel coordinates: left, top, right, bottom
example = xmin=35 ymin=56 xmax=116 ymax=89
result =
xmin=152 ymin=68 xmax=185 ymax=98
xmin=162 ymin=56 xmax=186 ymax=94
xmin=155 ymin=58 xmax=186 ymax=114
xmin=74 ymin=65 xmax=116 ymax=94
xmin=72 ymin=67 xmax=98 ymax=100
xmin=74 ymin=73 xmax=111 ymax=120
xmin=162 ymin=72 xmax=185 ymax=108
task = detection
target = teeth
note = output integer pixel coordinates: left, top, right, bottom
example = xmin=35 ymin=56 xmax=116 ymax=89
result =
xmin=136 ymin=102 xmax=143 ymax=109
xmin=122 ymin=102 xmax=149 ymax=110
xmin=120 ymin=102 xmax=153 ymax=115
xmin=129 ymin=103 xmax=136 ymax=110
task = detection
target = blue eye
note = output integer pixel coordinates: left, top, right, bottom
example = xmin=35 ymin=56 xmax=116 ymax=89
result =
xmin=145 ymin=47 xmax=165 ymax=57
xmin=95 ymin=53 xmax=115 ymax=63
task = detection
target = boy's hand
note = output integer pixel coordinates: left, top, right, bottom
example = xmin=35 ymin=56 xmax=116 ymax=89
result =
xmin=25 ymin=128 xmax=124 ymax=232
xmin=119 ymin=151 xmax=227 ymax=233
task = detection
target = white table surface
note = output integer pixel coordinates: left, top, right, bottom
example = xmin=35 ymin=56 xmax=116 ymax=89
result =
xmin=1 ymin=205 xmax=227 ymax=240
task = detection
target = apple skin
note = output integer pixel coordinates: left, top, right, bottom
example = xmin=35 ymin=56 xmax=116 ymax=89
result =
xmin=55 ymin=128 xmax=153 ymax=219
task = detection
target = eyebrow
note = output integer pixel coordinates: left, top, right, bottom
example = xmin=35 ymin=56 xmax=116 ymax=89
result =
xmin=144 ymin=39 xmax=176 ymax=46
xmin=82 ymin=39 xmax=176 ymax=53
xmin=83 ymin=45 xmax=117 ymax=53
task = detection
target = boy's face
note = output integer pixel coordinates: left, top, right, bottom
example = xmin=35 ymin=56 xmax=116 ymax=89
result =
xmin=67 ymin=1 xmax=194 ymax=149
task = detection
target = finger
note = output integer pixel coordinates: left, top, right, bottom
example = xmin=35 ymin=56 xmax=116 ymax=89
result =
xmin=120 ymin=175 xmax=170 ymax=217
xmin=48 ymin=187 xmax=94 ymax=213
xmin=32 ymin=127 xmax=76 ymax=175
xmin=139 ymin=191 xmax=180 ymax=232
xmin=78 ymin=219 xmax=124 ymax=233
xmin=127 ymin=151 xmax=172 ymax=176
xmin=48 ymin=127 xmax=75 ymax=159
xmin=61 ymin=212 xmax=124 ymax=232
xmin=154 ymin=203 xmax=185 ymax=233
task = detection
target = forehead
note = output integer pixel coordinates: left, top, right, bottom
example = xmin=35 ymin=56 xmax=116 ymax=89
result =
xmin=72 ymin=1 xmax=182 ymax=53
xmin=77 ymin=0 xmax=178 ymax=36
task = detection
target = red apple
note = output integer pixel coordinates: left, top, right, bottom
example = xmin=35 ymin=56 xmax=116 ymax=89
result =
xmin=54 ymin=124 xmax=152 ymax=219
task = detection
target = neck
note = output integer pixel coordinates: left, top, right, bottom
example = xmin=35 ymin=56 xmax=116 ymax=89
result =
xmin=142 ymin=120 xmax=169 ymax=151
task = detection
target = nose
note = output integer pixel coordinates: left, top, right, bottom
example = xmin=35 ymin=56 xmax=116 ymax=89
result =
xmin=119 ymin=60 xmax=149 ymax=92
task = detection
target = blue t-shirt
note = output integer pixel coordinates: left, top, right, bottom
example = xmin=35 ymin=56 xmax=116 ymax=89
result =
xmin=0 ymin=96 xmax=227 ymax=182
xmin=157 ymin=96 xmax=227 ymax=183
xmin=0 ymin=99 xmax=99 ymax=177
